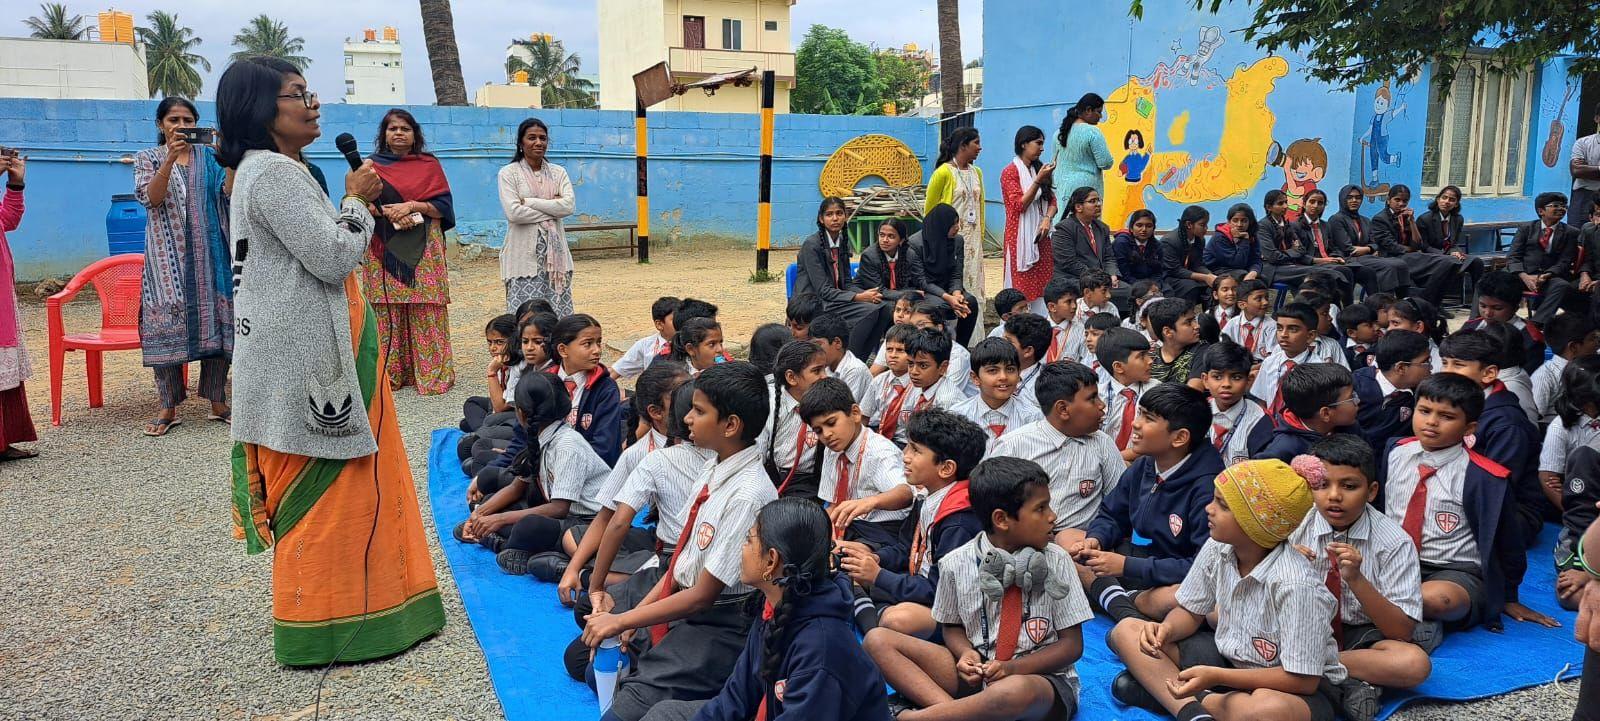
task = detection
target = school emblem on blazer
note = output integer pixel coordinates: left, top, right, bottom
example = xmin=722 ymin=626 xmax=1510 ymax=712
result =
xmin=1251 ymin=637 xmax=1279 ymax=662
xmin=696 ymin=521 xmax=715 ymax=550
xmin=1025 ymin=617 xmax=1052 ymax=644
xmin=1434 ymin=511 xmax=1461 ymax=534
xmin=1398 ymin=406 xmax=1412 ymax=422
xmin=581 ymin=413 xmax=593 ymax=430
xmin=773 ymin=679 xmax=786 ymax=702
xmin=1078 ymin=479 xmax=1096 ymax=498
xmin=1168 ymin=514 xmax=1184 ymax=537
xmin=1572 ymin=477 xmax=1586 ymax=495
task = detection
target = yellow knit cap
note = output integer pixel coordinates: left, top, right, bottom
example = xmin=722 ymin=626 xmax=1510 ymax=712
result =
xmin=1214 ymin=459 xmax=1315 ymax=549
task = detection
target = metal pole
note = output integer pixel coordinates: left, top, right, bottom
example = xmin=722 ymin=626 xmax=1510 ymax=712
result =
xmin=635 ymin=99 xmax=650 ymax=263
xmin=756 ymin=70 xmax=775 ymax=277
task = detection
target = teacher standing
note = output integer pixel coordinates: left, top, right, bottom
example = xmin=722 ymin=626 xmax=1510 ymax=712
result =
xmin=360 ymin=109 xmax=456 ymax=396
xmin=1000 ymin=125 xmax=1057 ymax=314
xmin=1053 ymin=93 xmax=1113 ymax=203
xmin=498 ymin=118 xmax=575 ymax=316
xmin=0 ymin=154 xmax=34 ymax=461
xmin=218 ymin=57 xmax=443 ymax=666
xmin=925 ymin=127 xmax=986 ymax=333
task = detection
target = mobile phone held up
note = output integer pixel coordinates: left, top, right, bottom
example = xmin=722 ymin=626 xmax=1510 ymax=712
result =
xmin=175 ymin=127 xmax=216 ymax=145
xmin=0 ymin=146 xmax=18 ymax=159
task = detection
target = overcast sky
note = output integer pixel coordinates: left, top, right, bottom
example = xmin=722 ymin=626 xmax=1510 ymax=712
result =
xmin=7 ymin=0 xmax=982 ymax=104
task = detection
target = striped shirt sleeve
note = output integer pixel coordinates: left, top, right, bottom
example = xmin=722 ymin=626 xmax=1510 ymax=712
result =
xmin=1273 ymin=580 xmax=1340 ymax=676
xmin=1175 ymin=539 xmax=1222 ymax=615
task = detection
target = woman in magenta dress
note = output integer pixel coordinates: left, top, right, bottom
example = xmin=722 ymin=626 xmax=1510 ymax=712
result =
xmin=0 ymin=153 xmax=34 ymax=460
xmin=1001 ymin=125 xmax=1057 ymax=314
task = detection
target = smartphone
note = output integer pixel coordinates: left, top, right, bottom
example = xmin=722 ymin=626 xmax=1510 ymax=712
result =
xmin=0 ymin=146 xmax=17 ymax=159
xmin=175 ymin=127 xmax=215 ymax=145
xmin=408 ymin=212 xmax=424 ymax=225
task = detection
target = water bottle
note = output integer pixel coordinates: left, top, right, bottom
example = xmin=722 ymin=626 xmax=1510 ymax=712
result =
xmin=593 ymin=636 xmax=629 ymax=713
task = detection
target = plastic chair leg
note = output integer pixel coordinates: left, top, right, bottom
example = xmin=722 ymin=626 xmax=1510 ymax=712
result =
xmin=50 ymin=344 xmax=64 ymax=426
xmin=86 ymin=350 xmax=103 ymax=409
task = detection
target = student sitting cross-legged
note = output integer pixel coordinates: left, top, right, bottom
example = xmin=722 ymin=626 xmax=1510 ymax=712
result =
xmin=1288 ymin=435 xmax=1432 ymax=721
xmin=951 ymin=338 xmax=1044 ymax=452
xmin=1251 ymin=302 xmax=1344 ymax=419
xmin=1099 ymin=327 xmax=1159 ymax=461
xmin=759 ymin=340 xmax=831 ymax=499
xmin=1463 ymin=270 xmax=1549 ymax=375
xmin=840 ymin=408 xmax=986 ymax=639
xmin=882 ymin=328 xmax=969 ymax=446
xmin=1553 ymin=357 xmax=1600 ymax=612
xmin=1200 ymin=341 xmax=1273 ymax=467
xmin=1107 ymin=458 xmax=1343 ymax=721
xmin=1259 ymin=363 xmax=1359 ymax=463
xmin=1531 ymin=311 xmax=1599 ymax=424
xmin=865 ymin=456 xmax=1095 ymax=721
xmin=1066 ymin=382 xmax=1226 ymax=623
xmin=811 ymin=311 xmax=873 ymax=403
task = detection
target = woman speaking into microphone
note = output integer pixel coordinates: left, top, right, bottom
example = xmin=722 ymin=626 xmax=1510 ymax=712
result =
xmin=217 ymin=56 xmax=444 ymax=666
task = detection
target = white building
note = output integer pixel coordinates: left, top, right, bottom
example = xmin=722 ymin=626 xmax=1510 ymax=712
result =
xmin=0 ymin=37 xmax=148 ymax=100
xmin=597 ymin=0 xmax=796 ymax=113
xmin=343 ymin=27 xmax=405 ymax=105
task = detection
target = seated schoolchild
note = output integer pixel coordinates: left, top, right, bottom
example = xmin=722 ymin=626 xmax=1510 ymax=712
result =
xmin=1437 ymin=330 xmax=1546 ymax=542
xmin=1351 ymin=330 xmax=1432 ymax=451
xmin=863 ymin=323 xmax=917 ymax=428
xmin=987 ymin=287 xmax=1031 ymax=338
xmin=1003 ymin=312 xmax=1052 ymax=407
xmin=1416 ymin=185 xmax=1486 ymax=298
xmin=747 ymin=322 xmax=793 ymax=377
xmin=1161 ymin=205 xmax=1218 ymax=308
xmin=759 ymin=340 xmax=830 ymax=498
xmin=1077 ymin=270 xmax=1119 ymax=321
xmin=1300 ymin=188 xmax=1387 ymax=303
xmin=547 ymin=314 xmax=624 ymax=465
xmin=1068 ymin=383 xmax=1225 ymax=623
xmin=841 ymin=408 xmax=985 ymax=639
xmin=865 ymin=456 xmax=1095 ymax=721
xmin=1370 ymin=184 xmax=1459 ymax=313
xmin=1107 ymin=459 xmax=1343 ymax=721
xmin=1507 ymin=191 xmax=1582 ymax=326
xmin=1097 ymin=328 xmax=1158 ymax=462
xmin=1116 ymin=209 xmax=1169 ymax=290
xmin=786 ymin=292 xmax=821 ymax=342
xmin=1289 ymin=436 xmax=1432 ymax=721
xmin=611 ymin=296 xmax=680 ymax=383
xmin=869 ymin=290 xmax=926 ymax=374
xmin=1199 ymin=341 xmax=1273 ymax=467
xmin=1083 ymin=312 xmax=1122 ymax=384
xmin=1475 ymin=320 xmax=1539 ymax=423
xmin=1209 ymin=271 xmax=1242 ymax=330
xmin=1250 ymin=302 xmax=1346 ymax=418
xmin=1221 ymin=278 xmax=1275 ymax=363
xmin=911 ymin=299 xmax=976 ymax=397
xmin=1337 ymin=303 xmax=1382 ymax=369
xmin=461 ymin=312 xmax=555 ymax=477
xmin=1125 ymin=279 xmax=1165 ymax=346
xmin=1293 ymin=289 xmax=1343 ymax=347
xmin=1259 ymin=188 xmax=1354 ymax=297
xmin=1043 ymin=276 xmax=1087 ymax=363
xmin=512 ymin=297 xmax=555 ymax=323
xmin=1203 ymin=203 xmax=1264 ymax=283
xmin=882 ymin=328 xmax=968 ymax=446
xmin=462 ymin=314 xmax=519 ymax=433
xmin=1384 ymin=298 xmax=1444 ymax=371
xmin=1259 ymin=363 xmax=1359 ymax=463
xmin=1329 ymin=185 xmax=1414 ymax=299
xmin=1146 ymin=297 xmax=1207 ymax=386
xmin=1553 ymin=357 xmax=1600 ymax=612
xmin=991 ymin=362 xmax=1125 ymax=544
xmin=810 ymin=311 xmax=872 ymax=403
xmin=854 ymin=216 xmax=930 ymax=352
xmin=951 ymin=338 xmax=1044 ymax=450
xmin=1376 ymin=373 xmax=1553 ymax=634
xmin=644 ymin=498 xmax=890 ymax=721
xmin=575 ymin=363 xmax=778 ymax=721
xmin=1464 ymin=270 xmax=1550 ymax=375
xmin=1532 ymin=312 xmax=1598 ymax=423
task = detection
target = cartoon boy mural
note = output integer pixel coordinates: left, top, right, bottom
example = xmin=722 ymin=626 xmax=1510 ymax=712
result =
xmin=1274 ymin=138 xmax=1328 ymax=223
xmin=1361 ymin=80 xmax=1407 ymax=187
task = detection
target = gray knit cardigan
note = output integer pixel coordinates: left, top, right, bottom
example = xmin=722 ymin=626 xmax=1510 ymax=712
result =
xmin=229 ymin=150 xmax=379 ymax=460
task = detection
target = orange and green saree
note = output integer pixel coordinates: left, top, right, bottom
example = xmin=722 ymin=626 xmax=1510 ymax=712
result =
xmin=232 ymin=275 xmax=445 ymax=666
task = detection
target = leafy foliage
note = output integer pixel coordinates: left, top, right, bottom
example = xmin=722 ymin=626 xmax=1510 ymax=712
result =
xmin=138 ymin=11 xmax=210 ymax=99
xmin=875 ymin=51 xmax=930 ymax=115
xmin=24 ymin=3 xmax=86 ymax=40
xmin=229 ymin=14 xmax=311 ymax=69
xmin=793 ymin=25 xmax=886 ymax=115
xmin=1133 ymin=0 xmax=1600 ymax=91
xmin=505 ymin=36 xmax=596 ymax=109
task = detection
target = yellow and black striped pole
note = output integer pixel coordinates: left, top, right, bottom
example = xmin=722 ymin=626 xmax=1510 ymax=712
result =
xmin=755 ymin=69 xmax=775 ymax=277
xmin=635 ymin=98 xmax=650 ymax=263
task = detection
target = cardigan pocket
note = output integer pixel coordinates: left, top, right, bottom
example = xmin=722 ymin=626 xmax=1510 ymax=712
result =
xmin=302 ymin=292 xmax=361 ymax=439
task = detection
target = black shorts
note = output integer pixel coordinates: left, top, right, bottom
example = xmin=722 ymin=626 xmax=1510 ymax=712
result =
xmin=956 ymin=673 xmax=1078 ymax=719
xmin=1421 ymin=562 xmax=1487 ymax=630
xmin=1176 ymin=631 xmax=1336 ymax=721
xmin=1113 ymin=541 xmax=1157 ymax=592
xmin=1340 ymin=622 xmax=1434 ymax=652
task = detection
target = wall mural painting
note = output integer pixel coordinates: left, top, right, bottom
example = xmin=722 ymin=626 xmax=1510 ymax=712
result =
xmin=1542 ymin=79 xmax=1581 ymax=168
xmin=1358 ymin=79 xmax=1410 ymax=197
xmin=1266 ymin=138 xmax=1328 ymax=222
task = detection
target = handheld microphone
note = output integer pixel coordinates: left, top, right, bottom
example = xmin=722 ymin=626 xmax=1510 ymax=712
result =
xmin=334 ymin=133 xmax=362 ymax=170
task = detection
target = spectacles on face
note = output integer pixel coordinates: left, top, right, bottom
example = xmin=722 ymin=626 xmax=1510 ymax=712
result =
xmin=277 ymin=91 xmax=318 ymax=108
xmin=1328 ymin=395 xmax=1361 ymax=409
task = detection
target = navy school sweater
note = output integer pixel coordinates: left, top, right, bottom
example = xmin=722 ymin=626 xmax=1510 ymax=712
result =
xmin=1352 ymin=366 xmax=1414 ymax=451
xmin=873 ymin=481 xmax=982 ymax=606
xmin=1462 ymin=317 xmax=1547 ymax=375
xmin=488 ymin=364 xmax=625 ymax=472
xmin=1084 ymin=443 xmax=1226 ymax=586
xmin=1376 ymin=438 xmax=1525 ymax=628
xmin=1474 ymin=385 xmax=1547 ymax=519
xmin=693 ymin=575 xmax=890 ymax=721
xmin=1258 ymin=412 xmax=1326 ymax=463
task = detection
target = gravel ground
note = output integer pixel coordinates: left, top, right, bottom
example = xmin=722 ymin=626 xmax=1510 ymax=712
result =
xmin=0 ymin=248 xmax=1582 ymax=719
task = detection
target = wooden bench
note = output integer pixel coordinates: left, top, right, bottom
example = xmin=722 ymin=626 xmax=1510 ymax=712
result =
xmin=566 ymin=222 xmax=640 ymax=257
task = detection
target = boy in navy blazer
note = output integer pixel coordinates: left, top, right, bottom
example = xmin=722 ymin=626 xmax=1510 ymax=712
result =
xmin=1507 ymin=191 xmax=1582 ymax=325
xmin=1259 ymin=362 xmax=1359 ymax=463
xmin=1352 ymin=329 xmax=1434 ymax=451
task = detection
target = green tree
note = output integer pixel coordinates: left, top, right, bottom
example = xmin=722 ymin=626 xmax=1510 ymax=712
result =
xmin=23 ymin=3 xmax=86 ymax=40
xmin=1136 ymin=0 xmax=1600 ymax=90
xmin=875 ymin=51 xmax=929 ymax=115
xmin=138 ymin=11 xmax=209 ymax=99
xmin=229 ymin=14 xmax=311 ymax=68
xmin=793 ymin=25 xmax=886 ymax=115
xmin=419 ymin=0 xmax=468 ymax=106
xmin=505 ymin=35 xmax=596 ymax=109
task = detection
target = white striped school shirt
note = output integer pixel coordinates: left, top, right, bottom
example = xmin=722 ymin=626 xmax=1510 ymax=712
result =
xmin=863 ymin=369 xmax=909 ymax=427
xmin=818 ymin=428 xmax=910 ymax=523
xmin=1176 ymin=539 xmax=1348 ymax=682
xmin=612 ymin=332 xmax=670 ymax=381
xmin=1100 ymin=378 xmax=1157 ymax=449
xmin=988 ymin=419 xmax=1124 ymax=531
xmin=910 ymin=482 xmax=959 ymax=577
xmin=951 ymin=394 xmax=1044 ymax=453
xmin=1542 ymin=416 xmax=1600 ymax=474
xmin=671 ymin=445 xmax=778 ymax=595
xmin=1532 ymin=354 xmax=1568 ymax=424
xmin=1223 ymin=314 xmax=1276 ymax=362
xmin=1048 ymin=317 xmax=1088 ymax=364
xmin=932 ymin=534 xmax=1094 ymax=688
xmin=613 ymin=443 xmax=716 ymax=545
xmin=1075 ymin=298 xmax=1117 ymax=323
xmin=538 ymin=423 xmax=614 ymax=517
xmin=1383 ymin=442 xmax=1477 ymax=568
xmin=835 ymin=350 xmax=872 ymax=404
xmin=1210 ymin=397 xmax=1269 ymax=467
xmin=1248 ymin=346 xmax=1315 ymax=406
xmin=1290 ymin=505 xmax=1423 ymax=625
xmin=1015 ymin=361 xmax=1045 ymax=409
xmin=757 ymin=381 xmax=817 ymax=472
xmin=598 ymin=428 xmax=669 ymax=511
xmin=893 ymin=375 xmax=969 ymax=444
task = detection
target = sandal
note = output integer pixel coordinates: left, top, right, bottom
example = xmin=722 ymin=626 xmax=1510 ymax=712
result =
xmin=208 ymin=410 xmax=232 ymax=424
xmin=143 ymin=417 xmax=182 ymax=437
xmin=0 ymin=446 xmax=38 ymax=461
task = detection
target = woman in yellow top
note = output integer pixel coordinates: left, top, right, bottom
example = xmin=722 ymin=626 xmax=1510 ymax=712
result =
xmin=924 ymin=127 xmax=985 ymax=333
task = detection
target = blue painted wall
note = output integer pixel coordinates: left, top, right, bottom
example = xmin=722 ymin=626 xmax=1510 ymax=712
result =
xmin=978 ymin=0 xmax=1580 ymax=253
xmin=0 ymin=99 xmax=935 ymax=281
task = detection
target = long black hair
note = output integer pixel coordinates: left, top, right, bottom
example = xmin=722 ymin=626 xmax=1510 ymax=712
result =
xmin=508 ymin=372 xmax=573 ymax=499
xmin=1557 ymin=355 xmax=1600 ymax=429
xmin=814 ymin=196 xmax=846 ymax=238
xmin=375 ymin=108 xmax=427 ymax=154
xmin=1223 ymin=202 xmax=1258 ymax=240
xmin=216 ymin=56 xmax=304 ymax=168
xmin=748 ymin=323 xmax=794 ymax=375
xmin=1179 ymin=205 xmax=1210 ymax=239
xmin=1012 ymin=124 xmax=1054 ymax=206
xmin=486 ymin=313 xmax=520 ymax=365
xmin=936 ymin=127 xmax=979 ymax=168
xmin=511 ymin=117 xmax=549 ymax=163
xmin=154 ymin=96 xmax=199 ymax=144
xmin=671 ymin=316 xmax=722 ymax=362
xmin=546 ymin=313 xmax=602 ymax=371
xmin=754 ymin=497 xmax=836 ymax=715
xmin=767 ymin=340 xmax=826 ymax=470
xmin=1056 ymin=92 xmax=1105 ymax=149
xmin=633 ymin=360 xmax=690 ymax=439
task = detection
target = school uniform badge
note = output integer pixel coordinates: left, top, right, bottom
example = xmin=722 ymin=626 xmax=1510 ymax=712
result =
xmin=773 ymin=679 xmax=786 ymax=702
xmin=1251 ymin=637 xmax=1279 ymax=662
xmin=1398 ymin=406 xmax=1412 ymax=422
xmin=1168 ymin=514 xmax=1183 ymax=536
xmin=1025 ymin=617 xmax=1052 ymax=644
xmin=1434 ymin=511 xmax=1461 ymax=534
xmin=696 ymin=521 xmax=715 ymax=550
xmin=581 ymin=413 xmax=593 ymax=430
xmin=1572 ymin=477 xmax=1586 ymax=495
xmin=1078 ymin=479 xmax=1096 ymax=498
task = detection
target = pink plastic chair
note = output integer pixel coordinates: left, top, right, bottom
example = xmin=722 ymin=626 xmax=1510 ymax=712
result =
xmin=47 ymin=254 xmax=156 ymax=425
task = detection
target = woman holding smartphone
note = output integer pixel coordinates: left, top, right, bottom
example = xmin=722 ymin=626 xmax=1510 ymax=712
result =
xmin=133 ymin=96 xmax=233 ymax=437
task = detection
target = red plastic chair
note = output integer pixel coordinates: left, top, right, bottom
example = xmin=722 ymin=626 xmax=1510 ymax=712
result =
xmin=47 ymin=254 xmax=151 ymax=425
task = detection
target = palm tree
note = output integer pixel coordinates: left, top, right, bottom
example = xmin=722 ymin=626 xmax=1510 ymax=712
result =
xmin=419 ymin=0 xmax=468 ymax=106
xmin=24 ymin=3 xmax=86 ymax=40
xmin=138 ymin=11 xmax=210 ymax=99
xmin=936 ymin=0 xmax=963 ymax=116
xmin=229 ymin=14 xmax=311 ymax=68
xmin=506 ymin=36 xmax=597 ymax=109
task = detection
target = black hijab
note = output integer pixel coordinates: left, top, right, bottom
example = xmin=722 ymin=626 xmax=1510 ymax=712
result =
xmin=1335 ymin=184 xmax=1365 ymax=219
xmin=920 ymin=203 xmax=960 ymax=283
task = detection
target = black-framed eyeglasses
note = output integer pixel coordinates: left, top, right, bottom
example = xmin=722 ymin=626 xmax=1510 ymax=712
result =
xmin=277 ymin=91 xmax=318 ymax=108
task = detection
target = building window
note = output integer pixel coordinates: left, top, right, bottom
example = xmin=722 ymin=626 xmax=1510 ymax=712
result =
xmin=1421 ymin=59 xmax=1533 ymax=196
xmin=765 ymin=21 xmax=778 ymax=31
xmin=345 ymin=79 xmax=355 ymax=96
xmin=722 ymin=19 xmax=742 ymax=50
xmin=344 ymin=54 xmax=353 ymax=66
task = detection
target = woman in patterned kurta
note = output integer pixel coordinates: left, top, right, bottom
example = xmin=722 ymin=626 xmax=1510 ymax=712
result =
xmin=497 ymin=118 xmax=575 ymax=316
xmin=1001 ymin=125 xmax=1057 ymax=314
xmin=0 ymin=155 xmax=35 ymax=460
xmin=360 ymin=109 xmax=456 ymax=395
xmin=925 ymin=127 xmax=987 ymax=339
xmin=133 ymin=97 xmax=232 ymax=436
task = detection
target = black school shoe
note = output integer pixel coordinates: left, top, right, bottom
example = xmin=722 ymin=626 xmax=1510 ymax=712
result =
xmin=885 ymin=693 xmax=917 ymax=719
xmin=1111 ymin=671 xmax=1164 ymax=712
xmin=496 ymin=549 xmax=534 ymax=575
xmin=452 ymin=521 xmax=469 ymax=543
xmin=1337 ymin=678 xmax=1380 ymax=721
xmin=527 ymin=552 xmax=571 ymax=582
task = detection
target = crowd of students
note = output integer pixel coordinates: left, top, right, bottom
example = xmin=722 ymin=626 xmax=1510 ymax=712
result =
xmin=436 ymin=190 xmax=1600 ymax=721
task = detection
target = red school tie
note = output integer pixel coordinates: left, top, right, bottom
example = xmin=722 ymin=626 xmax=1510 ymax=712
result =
xmin=564 ymin=378 xmax=577 ymax=397
xmin=1082 ymin=221 xmax=1098 ymax=257
xmin=988 ymin=423 xmax=1007 ymax=439
xmin=1242 ymin=322 xmax=1257 ymax=354
xmin=776 ymin=415 xmax=811 ymax=495
xmin=1270 ymin=360 xmax=1297 ymax=417
xmin=651 ymin=483 xmax=712 ymax=644
xmin=1115 ymin=388 xmax=1138 ymax=448
xmin=1212 ymin=422 xmax=1229 ymax=451
xmin=1401 ymin=464 xmax=1437 ymax=550
xmin=1540 ymin=226 xmax=1553 ymax=252
xmin=1313 ymin=224 xmax=1329 ymax=258
xmin=993 ymin=586 xmax=1024 ymax=661
xmin=1326 ymin=555 xmax=1344 ymax=649
xmin=1353 ymin=217 xmax=1364 ymax=244
xmin=1046 ymin=327 xmax=1065 ymax=363
xmin=878 ymin=384 xmax=913 ymax=439
xmin=833 ymin=453 xmax=853 ymax=508
xmin=889 ymin=257 xmax=897 ymax=289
